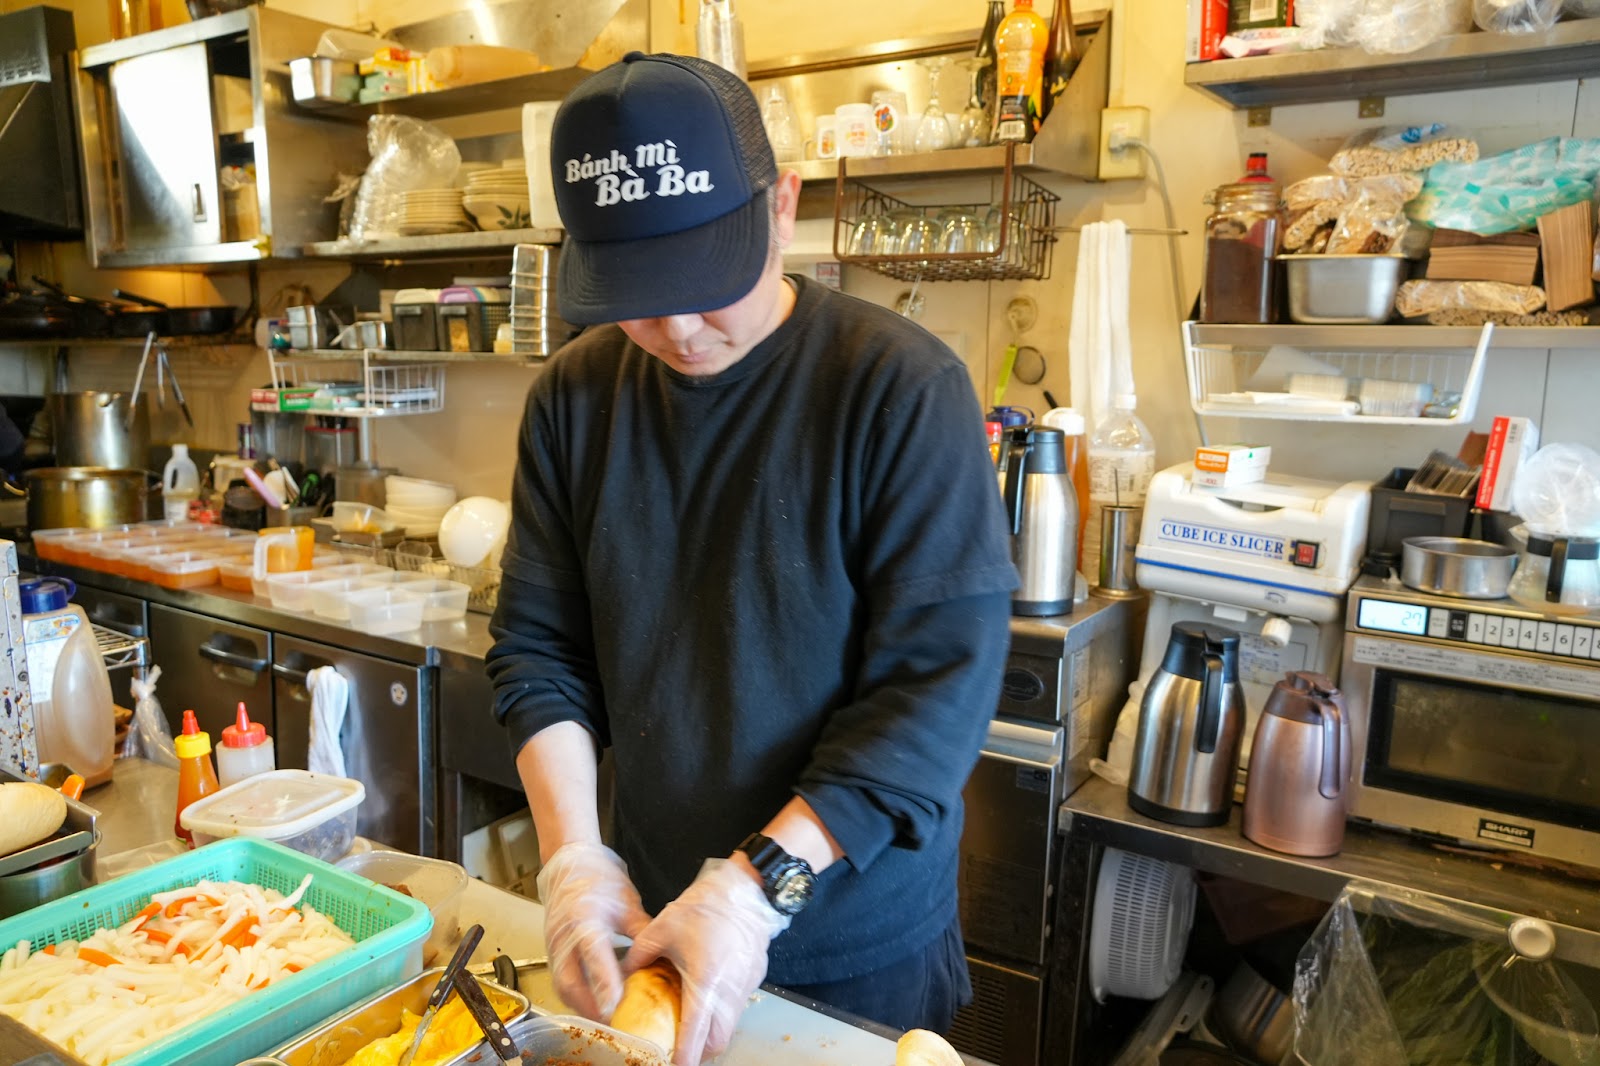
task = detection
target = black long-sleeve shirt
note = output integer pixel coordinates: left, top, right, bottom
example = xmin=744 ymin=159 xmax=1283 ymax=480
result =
xmin=486 ymin=275 xmax=1016 ymax=983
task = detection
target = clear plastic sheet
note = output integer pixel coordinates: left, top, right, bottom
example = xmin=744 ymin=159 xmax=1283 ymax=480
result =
xmin=1512 ymin=443 xmax=1600 ymax=537
xmin=1354 ymin=0 xmax=1474 ymax=54
xmin=1411 ymin=137 xmax=1600 ymax=234
xmin=1294 ymin=0 xmax=1365 ymax=49
xmin=347 ymin=115 xmax=461 ymax=241
xmin=1475 ymin=0 xmax=1564 ymax=33
xmin=1294 ymin=884 xmax=1600 ymax=1066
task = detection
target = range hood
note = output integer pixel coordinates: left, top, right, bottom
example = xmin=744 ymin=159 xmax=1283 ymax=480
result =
xmin=0 ymin=7 xmax=82 ymax=240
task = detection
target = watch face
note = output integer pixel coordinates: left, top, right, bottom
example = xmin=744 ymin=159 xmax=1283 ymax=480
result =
xmin=772 ymin=866 xmax=815 ymax=914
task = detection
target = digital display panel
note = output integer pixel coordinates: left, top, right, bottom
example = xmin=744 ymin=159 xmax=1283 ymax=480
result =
xmin=1358 ymin=598 xmax=1428 ymax=636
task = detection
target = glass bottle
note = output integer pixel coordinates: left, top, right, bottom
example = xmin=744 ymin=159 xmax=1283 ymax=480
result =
xmin=697 ymin=0 xmax=747 ymax=80
xmin=1199 ymin=181 xmax=1284 ymax=324
xmin=974 ymin=0 xmax=1006 ymax=112
xmin=1042 ymin=0 xmax=1079 ymax=122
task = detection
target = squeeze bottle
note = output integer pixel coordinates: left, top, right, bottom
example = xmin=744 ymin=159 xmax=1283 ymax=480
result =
xmin=1084 ymin=395 xmax=1156 ymax=581
xmin=163 ymin=444 xmax=200 ymax=522
xmin=992 ymin=0 xmax=1049 ymax=143
xmin=175 ymin=710 xmax=220 ymax=845
xmin=217 ymin=702 xmax=275 ymax=788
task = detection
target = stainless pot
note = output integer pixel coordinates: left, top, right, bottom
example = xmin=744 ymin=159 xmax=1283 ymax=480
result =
xmin=25 ymin=467 xmax=151 ymax=530
xmin=48 ymin=391 xmax=149 ymax=469
xmin=1211 ymin=960 xmax=1294 ymax=1065
xmin=0 ymin=829 xmax=98 ymax=919
xmin=1401 ymin=536 xmax=1518 ymax=599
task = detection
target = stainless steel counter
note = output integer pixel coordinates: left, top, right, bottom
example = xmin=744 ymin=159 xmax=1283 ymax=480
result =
xmin=25 ymin=552 xmax=497 ymax=669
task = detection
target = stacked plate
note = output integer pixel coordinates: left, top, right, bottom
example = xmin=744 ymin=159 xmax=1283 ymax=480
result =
xmin=384 ymin=476 xmax=458 ymax=538
xmin=510 ymin=243 xmax=571 ymax=357
xmin=463 ymin=160 xmax=532 ymax=231
xmin=398 ymin=188 xmax=471 ymax=236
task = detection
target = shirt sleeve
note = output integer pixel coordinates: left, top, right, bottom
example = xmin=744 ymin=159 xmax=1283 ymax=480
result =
xmin=798 ymin=358 xmax=1018 ymax=871
xmin=485 ymin=383 xmax=610 ymax=753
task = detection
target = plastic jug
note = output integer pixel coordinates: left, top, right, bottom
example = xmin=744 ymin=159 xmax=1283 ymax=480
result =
xmin=163 ymin=444 xmax=200 ymax=522
xmin=21 ymin=577 xmax=114 ymax=787
xmin=252 ymin=525 xmax=314 ymax=592
xmin=1085 ymin=394 xmax=1156 ymax=584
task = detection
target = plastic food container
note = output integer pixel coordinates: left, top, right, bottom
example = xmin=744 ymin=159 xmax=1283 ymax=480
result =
xmin=80 ymin=536 xmax=140 ymax=573
xmin=344 ymin=587 xmax=425 ymax=635
xmin=309 ymin=576 xmax=376 ymax=621
xmin=147 ymin=551 xmax=222 ymax=589
xmin=266 ymin=570 xmax=335 ymax=611
xmin=31 ymin=527 xmax=87 ymax=562
xmin=336 ymin=852 xmax=468 ymax=967
xmin=219 ymin=558 xmax=255 ymax=592
xmin=180 ymin=769 xmax=366 ymax=861
xmin=382 ymin=578 xmax=470 ymax=622
xmin=1283 ymin=253 xmax=1408 ymax=325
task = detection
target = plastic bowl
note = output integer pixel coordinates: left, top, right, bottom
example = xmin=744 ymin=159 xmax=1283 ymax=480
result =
xmin=438 ymin=496 xmax=509 ymax=568
xmin=336 ymin=851 xmax=467 ymax=966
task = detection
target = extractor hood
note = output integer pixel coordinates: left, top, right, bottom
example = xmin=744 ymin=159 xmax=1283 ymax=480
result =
xmin=0 ymin=7 xmax=82 ymax=240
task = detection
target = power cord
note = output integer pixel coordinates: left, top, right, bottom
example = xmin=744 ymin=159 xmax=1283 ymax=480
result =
xmin=1108 ymin=132 xmax=1208 ymax=447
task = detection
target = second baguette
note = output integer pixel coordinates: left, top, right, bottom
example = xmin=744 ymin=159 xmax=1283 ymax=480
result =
xmin=611 ymin=960 xmax=683 ymax=1058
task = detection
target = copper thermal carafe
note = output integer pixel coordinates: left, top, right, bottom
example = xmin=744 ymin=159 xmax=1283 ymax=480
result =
xmin=1242 ymin=671 xmax=1350 ymax=857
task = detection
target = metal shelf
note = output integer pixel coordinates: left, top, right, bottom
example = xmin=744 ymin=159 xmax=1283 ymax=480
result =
xmin=1187 ymin=18 xmax=1600 ymax=109
xmin=285 ymin=347 xmax=540 ymax=364
xmin=92 ymin=624 xmax=147 ymax=673
xmin=301 ymin=228 xmax=562 ymax=261
xmin=293 ymin=66 xmax=595 ymax=123
xmin=1188 ymin=323 xmax=1600 ymax=351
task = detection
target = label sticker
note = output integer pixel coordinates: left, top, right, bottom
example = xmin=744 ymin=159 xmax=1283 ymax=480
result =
xmin=1015 ymin=766 xmax=1051 ymax=794
xmin=1478 ymin=818 xmax=1535 ymax=848
xmin=1153 ymin=518 xmax=1286 ymax=562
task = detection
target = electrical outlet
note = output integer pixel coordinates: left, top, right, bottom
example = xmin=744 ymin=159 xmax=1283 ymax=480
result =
xmin=1098 ymin=106 xmax=1151 ymax=180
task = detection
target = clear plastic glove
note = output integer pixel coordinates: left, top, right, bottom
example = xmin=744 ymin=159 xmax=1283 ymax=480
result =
xmin=623 ymin=858 xmax=791 ymax=1066
xmin=537 ymin=842 xmax=652 ymax=1021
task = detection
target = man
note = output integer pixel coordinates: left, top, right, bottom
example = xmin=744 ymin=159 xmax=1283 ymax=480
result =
xmin=486 ymin=52 xmax=1015 ymax=1066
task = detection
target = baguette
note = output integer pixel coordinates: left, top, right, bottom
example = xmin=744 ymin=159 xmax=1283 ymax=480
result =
xmin=611 ymin=961 xmax=683 ymax=1058
xmin=896 ymin=1028 xmax=965 ymax=1066
xmin=0 ymin=781 xmax=67 ymax=857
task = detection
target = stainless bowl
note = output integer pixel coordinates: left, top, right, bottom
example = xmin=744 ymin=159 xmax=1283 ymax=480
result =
xmin=1282 ymin=254 xmax=1408 ymax=325
xmin=1401 ymin=536 xmax=1517 ymax=599
xmin=0 ymin=829 xmax=99 ymax=919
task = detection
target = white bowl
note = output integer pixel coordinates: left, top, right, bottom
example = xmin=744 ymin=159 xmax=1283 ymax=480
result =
xmin=463 ymin=197 xmax=532 ymax=231
xmin=438 ymin=496 xmax=510 ymax=568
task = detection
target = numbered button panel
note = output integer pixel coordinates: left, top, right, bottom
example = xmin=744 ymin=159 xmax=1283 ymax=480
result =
xmin=1422 ymin=605 xmax=1600 ymax=662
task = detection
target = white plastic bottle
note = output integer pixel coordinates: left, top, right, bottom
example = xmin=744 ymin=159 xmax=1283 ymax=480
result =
xmin=1084 ymin=394 xmax=1157 ymax=582
xmin=163 ymin=444 xmax=200 ymax=523
xmin=22 ymin=578 xmax=114 ymax=787
xmin=216 ymin=702 xmax=276 ymax=788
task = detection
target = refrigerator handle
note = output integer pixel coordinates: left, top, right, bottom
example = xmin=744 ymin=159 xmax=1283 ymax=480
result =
xmin=198 ymin=639 xmax=267 ymax=674
xmin=272 ymin=662 xmax=312 ymax=687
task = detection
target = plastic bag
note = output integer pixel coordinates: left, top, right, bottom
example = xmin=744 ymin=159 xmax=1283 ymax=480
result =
xmin=348 ymin=115 xmax=461 ymax=241
xmin=1410 ymin=137 xmax=1600 ymax=233
xmin=1354 ymin=0 xmax=1474 ymax=54
xmin=125 ymin=666 xmax=177 ymax=770
xmin=1328 ymin=191 xmax=1411 ymax=253
xmin=1396 ymin=279 xmax=1546 ymax=316
xmin=1475 ymin=0 xmax=1563 ymax=32
xmin=1294 ymin=883 xmax=1600 ymax=1066
xmin=1285 ymin=173 xmax=1424 ymax=210
xmin=1513 ymin=443 xmax=1600 ymax=536
xmin=1295 ymin=0 xmax=1365 ymax=48
xmin=1330 ymin=125 xmax=1479 ymax=178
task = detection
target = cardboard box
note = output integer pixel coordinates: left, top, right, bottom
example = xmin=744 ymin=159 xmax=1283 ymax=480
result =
xmin=1475 ymin=416 xmax=1540 ymax=513
xmin=0 ymin=540 xmax=38 ymax=777
xmin=1538 ymin=201 xmax=1597 ymax=312
xmin=1187 ymin=0 xmax=1230 ymax=61
xmin=1230 ymin=0 xmax=1293 ymax=30
xmin=1426 ymin=229 xmax=1541 ymax=286
xmin=250 ymin=387 xmax=317 ymax=412
xmin=1193 ymin=444 xmax=1271 ymax=487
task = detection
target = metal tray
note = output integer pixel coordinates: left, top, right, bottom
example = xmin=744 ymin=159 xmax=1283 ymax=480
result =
xmin=270 ymin=967 xmax=529 ymax=1066
xmin=504 ymin=1014 xmax=673 ymax=1066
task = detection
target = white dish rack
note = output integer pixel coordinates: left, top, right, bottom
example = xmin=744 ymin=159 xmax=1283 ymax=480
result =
xmin=1181 ymin=321 xmax=1493 ymax=426
xmin=268 ymin=349 xmax=446 ymax=417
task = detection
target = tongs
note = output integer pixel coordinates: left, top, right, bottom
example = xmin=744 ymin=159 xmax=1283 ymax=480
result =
xmin=125 ymin=331 xmax=195 ymax=430
xmin=398 ymin=924 xmax=520 ymax=1066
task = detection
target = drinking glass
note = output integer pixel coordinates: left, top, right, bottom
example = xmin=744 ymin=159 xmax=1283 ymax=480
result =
xmin=941 ymin=211 xmax=985 ymax=254
xmin=955 ymin=56 xmax=992 ymax=148
xmin=870 ymin=90 xmax=910 ymax=156
xmin=848 ymin=212 xmax=900 ymax=257
xmin=761 ymin=84 xmax=801 ymax=164
xmin=898 ymin=214 xmax=942 ymax=258
xmin=913 ymin=57 xmax=954 ymax=153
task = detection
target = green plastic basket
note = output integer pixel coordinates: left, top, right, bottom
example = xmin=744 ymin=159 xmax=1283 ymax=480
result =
xmin=0 ymin=836 xmax=432 ymax=1066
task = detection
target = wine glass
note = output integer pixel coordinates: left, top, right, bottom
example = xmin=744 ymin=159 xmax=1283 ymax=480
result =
xmin=955 ymin=56 xmax=992 ymax=148
xmin=913 ymin=57 xmax=953 ymax=154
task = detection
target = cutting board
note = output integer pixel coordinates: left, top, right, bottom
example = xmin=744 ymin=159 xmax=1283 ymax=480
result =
xmin=0 ymin=1015 xmax=88 ymax=1066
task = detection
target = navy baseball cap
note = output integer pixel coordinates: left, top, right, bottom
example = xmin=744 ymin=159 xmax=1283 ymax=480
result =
xmin=550 ymin=52 xmax=778 ymax=326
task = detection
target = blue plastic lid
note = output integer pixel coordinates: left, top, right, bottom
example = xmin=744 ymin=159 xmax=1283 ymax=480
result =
xmin=19 ymin=577 xmax=75 ymax=614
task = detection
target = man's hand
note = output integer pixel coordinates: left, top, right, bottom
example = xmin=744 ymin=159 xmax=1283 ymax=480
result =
xmin=622 ymin=858 xmax=790 ymax=1066
xmin=538 ymin=841 xmax=652 ymax=1021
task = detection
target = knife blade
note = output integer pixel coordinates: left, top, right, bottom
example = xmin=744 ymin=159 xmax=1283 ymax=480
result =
xmin=397 ymin=924 xmax=484 ymax=1066
xmin=453 ymin=967 xmax=520 ymax=1065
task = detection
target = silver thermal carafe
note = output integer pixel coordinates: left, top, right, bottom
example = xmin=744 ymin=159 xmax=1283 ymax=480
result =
xmin=1000 ymin=425 xmax=1078 ymax=616
xmin=1128 ymin=621 xmax=1247 ymax=826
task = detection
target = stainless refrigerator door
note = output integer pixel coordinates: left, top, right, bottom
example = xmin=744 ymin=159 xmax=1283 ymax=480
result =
xmin=71 ymin=584 xmax=146 ymax=711
xmin=959 ymin=718 xmax=1065 ymax=966
xmin=146 ymin=602 xmax=273 ymax=740
xmin=272 ymin=634 xmax=432 ymax=855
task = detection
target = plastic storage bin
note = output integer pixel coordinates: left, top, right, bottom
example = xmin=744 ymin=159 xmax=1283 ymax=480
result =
xmin=344 ymin=586 xmax=425 ymax=634
xmin=391 ymin=292 xmax=439 ymax=352
xmin=147 ymin=551 xmax=222 ymax=589
xmin=1365 ymin=466 xmax=1476 ymax=566
xmin=30 ymin=527 xmax=87 ymax=562
xmin=180 ymin=769 xmax=366 ymax=861
xmin=336 ymin=851 xmax=468 ymax=967
xmin=436 ymin=302 xmax=511 ymax=353
xmin=265 ymin=570 xmax=337 ymax=611
xmin=387 ymin=577 xmax=470 ymax=621
xmin=0 ymin=837 xmax=429 ymax=1066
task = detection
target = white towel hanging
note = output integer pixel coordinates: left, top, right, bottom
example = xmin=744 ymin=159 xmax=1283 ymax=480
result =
xmin=306 ymin=666 xmax=349 ymax=778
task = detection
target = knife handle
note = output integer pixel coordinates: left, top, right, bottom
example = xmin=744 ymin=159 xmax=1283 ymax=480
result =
xmin=432 ymin=924 xmax=485 ymax=1010
xmin=455 ymin=969 xmax=520 ymax=1062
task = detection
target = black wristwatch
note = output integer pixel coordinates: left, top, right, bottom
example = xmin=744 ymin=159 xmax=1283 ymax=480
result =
xmin=736 ymin=832 xmax=817 ymax=916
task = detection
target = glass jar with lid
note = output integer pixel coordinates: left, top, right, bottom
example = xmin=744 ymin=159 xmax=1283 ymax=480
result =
xmin=1200 ymin=182 xmax=1284 ymax=324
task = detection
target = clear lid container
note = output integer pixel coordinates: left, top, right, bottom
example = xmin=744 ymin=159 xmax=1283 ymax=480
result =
xmin=265 ymin=569 xmax=337 ymax=611
xmin=384 ymin=577 xmax=471 ymax=622
xmin=179 ymin=769 xmax=365 ymax=862
xmin=309 ymin=576 xmax=376 ymax=621
xmin=147 ymin=552 xmax=222 ymax=589
xmin=344 ymin=586 xmax=426 ymax=635
xmin=31 ymin=527 xmax=88 ymax=561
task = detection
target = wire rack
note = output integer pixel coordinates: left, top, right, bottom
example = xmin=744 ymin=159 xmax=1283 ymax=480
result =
xmin=832 ymin=154 xmax=1059 ymax=283
xmin=1181 ymin=321 xmax=1492 ymax=426
xmin=267 ymin=351 xmax=446 ymax=417
xmin=92 ymin=624 xmax=147 ymax=672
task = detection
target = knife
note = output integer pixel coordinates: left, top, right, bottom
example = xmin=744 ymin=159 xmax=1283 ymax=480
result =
xmin=398 ymin=924 xmax=484 ymax=1066
xmin=453 ymin=965 xmax=520 ymax=1065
